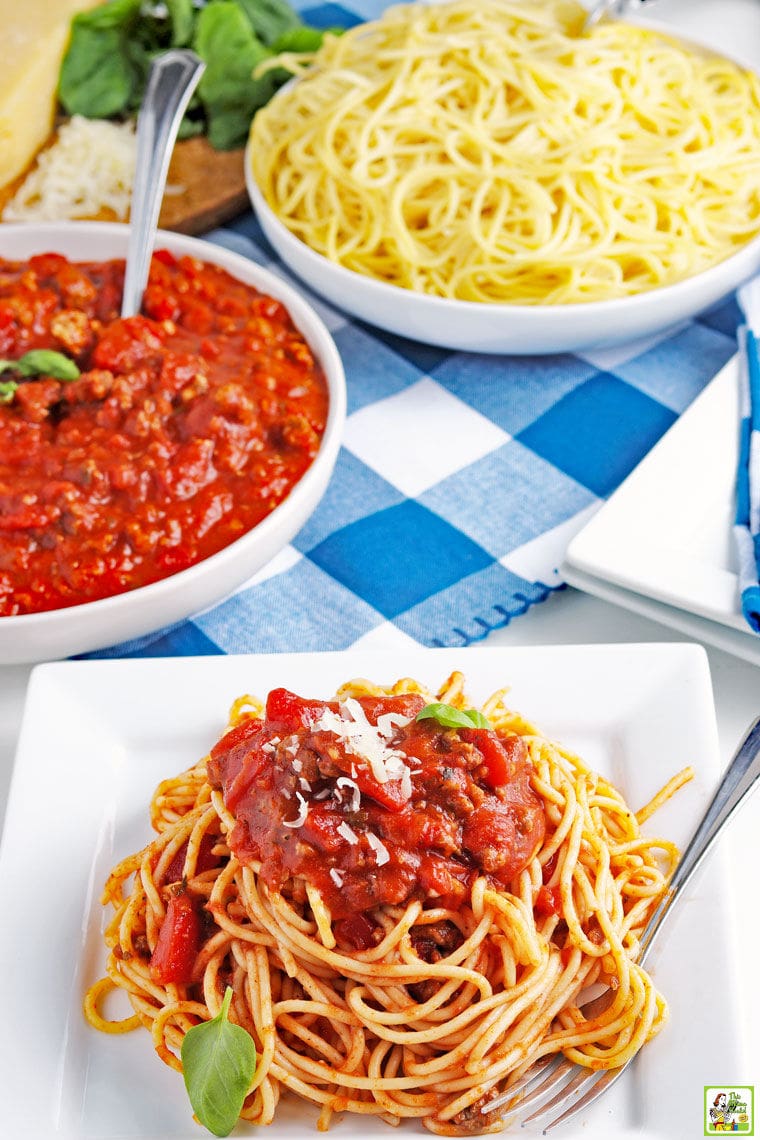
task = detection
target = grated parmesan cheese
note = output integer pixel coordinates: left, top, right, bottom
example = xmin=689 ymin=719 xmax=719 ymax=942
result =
xmin=335 ymin=776 xmax=361 ymax=812
xmin=2 ymin=115 xmax=137 ymax=222
xmin=329 ymin=868 xmax=344 ymax=888
xmin=313 ymin=698 xmax=412 ymax=797
xmin=376 ymin=711 xmax=412 ymax=737
xmin=283 ymin=791 xmax=308 ymax=828
xmin=366 ymin=832 xmax=390 ymax=866
xmin=337 ymin=821 xmax=359 ymax=845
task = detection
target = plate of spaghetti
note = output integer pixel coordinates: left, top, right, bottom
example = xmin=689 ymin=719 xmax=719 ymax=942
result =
xmin=245 ymin=0 xmax=760 ymax=353
xmin=0 ymin=645 xmax=744 ymax=1138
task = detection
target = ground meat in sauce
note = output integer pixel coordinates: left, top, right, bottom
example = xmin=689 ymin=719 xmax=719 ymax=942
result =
xmin=207 ymin=688 xmax=546 ymax=923
xmin=450 ymin=1085 xmax=505 ymax=1131
xmin=0 ymin=251 xmax=328 ymax=615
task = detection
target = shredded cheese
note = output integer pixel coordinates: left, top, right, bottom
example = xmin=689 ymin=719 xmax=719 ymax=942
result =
xmin=313 ymin=699 xmax=412 ymax=797
xmin=283 ymin=791 xmax=308 ymax=829
xmin=337 ymin=821 xmax=359 ymax=845
xmin=366 ymin=832 xmax=390 ymax=867
xmin=335 ymin=777 xmax=361 ymax=812
xmin=329 ymin=868 xmax=344 ymax=888
xmin=2 ymin=115 xmax=136 ymax=222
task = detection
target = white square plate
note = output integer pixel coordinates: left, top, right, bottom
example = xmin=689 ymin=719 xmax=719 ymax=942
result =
xmin=0 ymin=646 xmax=741 ymax=1138
xmin=563 ymin=356 xmax=760 ymax=665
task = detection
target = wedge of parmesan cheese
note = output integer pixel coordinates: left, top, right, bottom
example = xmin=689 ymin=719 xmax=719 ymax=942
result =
xmin=0 ymin=0 xmax=99 ymax=188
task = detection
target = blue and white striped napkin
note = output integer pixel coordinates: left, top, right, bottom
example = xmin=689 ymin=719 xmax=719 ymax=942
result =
xmin=734 ymin=290 xmax=760 ymax=634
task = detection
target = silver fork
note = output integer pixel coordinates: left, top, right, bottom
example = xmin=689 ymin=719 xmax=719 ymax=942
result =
xmin=582 ymin=0 xmax=654 ymax=32
xmin=484 ymin=715 xmax=760 ymax=1133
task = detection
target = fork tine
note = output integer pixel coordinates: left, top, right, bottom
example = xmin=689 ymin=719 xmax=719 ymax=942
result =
xmin=507 ymin=1057 xmax=580 ymax=1115
xmin=520 ymin=1065 xmax=604 ymax=1127
xmin=541 ymin=1066 xmax=625 ymax=1133
xmin=482 ymin=1055 xmax=561 ymax=1116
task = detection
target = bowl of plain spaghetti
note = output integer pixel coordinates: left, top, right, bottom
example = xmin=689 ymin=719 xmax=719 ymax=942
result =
xmin=245 ymin=0 xmax=760 ymax=354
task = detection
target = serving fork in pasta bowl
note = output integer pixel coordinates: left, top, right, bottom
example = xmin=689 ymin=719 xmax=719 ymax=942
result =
xmin=582 ymin=0 xmax=655 ymax=31
xmin=485 ymin=714 xmax=760 ymax=1133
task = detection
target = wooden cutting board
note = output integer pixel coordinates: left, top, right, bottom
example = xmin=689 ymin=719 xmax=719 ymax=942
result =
xmin=159 ymin=136 xmax=250 ymax=234
xmin=0 ymin=134 xmax=250 ymax=236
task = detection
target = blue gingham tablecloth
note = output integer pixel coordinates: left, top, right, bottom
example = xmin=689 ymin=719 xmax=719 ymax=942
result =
xmin=87 ymin=0 xmax=743 ymax=660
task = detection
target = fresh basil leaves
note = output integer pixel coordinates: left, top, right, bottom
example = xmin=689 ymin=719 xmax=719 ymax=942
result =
xmin=181 ymin=986 xmax=257 ymax=1137
xmin=0 ymin=350 xmax=80 ymax=404
xmin=59 ymin=0 xmax=339 ymax=150
xmin=416 ymin=703 xmax=492 ymax=731
xmin=10 ymin=350 xmax=81 ymax=380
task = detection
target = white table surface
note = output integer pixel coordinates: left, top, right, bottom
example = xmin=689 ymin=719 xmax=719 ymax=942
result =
xmin=2 ymin=587 xmax=758 ymax=1089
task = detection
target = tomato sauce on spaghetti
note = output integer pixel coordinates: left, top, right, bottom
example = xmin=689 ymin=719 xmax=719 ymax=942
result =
xmin=207 ymin=688 xmax=546 ymax=926
xmin=0 ymin=251 xmax=328 ymax=615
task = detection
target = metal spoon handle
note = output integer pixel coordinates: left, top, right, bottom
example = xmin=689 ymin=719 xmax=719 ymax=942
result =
xmin=121 ymin=49 xmax=206 ymax=319
xmin=639 ymin=715 xmax=760 ymax=964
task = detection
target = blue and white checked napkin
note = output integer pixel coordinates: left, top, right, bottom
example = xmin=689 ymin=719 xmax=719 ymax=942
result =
xmin=85 ymin=1 xmax=744 ymax=660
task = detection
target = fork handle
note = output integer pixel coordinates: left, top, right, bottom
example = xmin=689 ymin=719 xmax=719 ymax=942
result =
xmin=639 ymin=716 xmax=760 ymax=965
xmin=583 ymin=0 xmax=654 ymax=32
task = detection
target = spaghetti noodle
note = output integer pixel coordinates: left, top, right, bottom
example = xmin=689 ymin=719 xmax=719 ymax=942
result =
xmin=85 ymin=673 xmax=692 ymax=1134
xmin=249 ymin=0 xmax=760 ymax=304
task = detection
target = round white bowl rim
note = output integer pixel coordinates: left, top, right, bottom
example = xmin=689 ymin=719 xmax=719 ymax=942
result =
xmin=0 ymin=221 xmax=346 ymax=633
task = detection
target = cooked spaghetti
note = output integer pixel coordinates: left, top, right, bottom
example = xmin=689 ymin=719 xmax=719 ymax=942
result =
xmin=249 ymin=0 xmax=760 ymax=304
xmin=85 ymin=673 xmax=692 ymax=1134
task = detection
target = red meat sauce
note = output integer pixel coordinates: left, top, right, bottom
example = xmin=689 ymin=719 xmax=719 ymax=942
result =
xmin=0 ymin=251 xmax=328 ymax=615
xmin=211 ymin=689 xmax=545 ymax=923
xmin=150 ymin=689 xmax=547 ymax=984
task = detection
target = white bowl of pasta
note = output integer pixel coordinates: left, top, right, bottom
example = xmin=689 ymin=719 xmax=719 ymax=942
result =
xmin=245 ymin=0 xmax=760 ymax=355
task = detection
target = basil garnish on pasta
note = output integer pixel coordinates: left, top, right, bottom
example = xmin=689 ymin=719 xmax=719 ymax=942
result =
xmin=416 ymin=703 xmax=492 ymax=730
xmin=181 ymin=986 xmax=256 ymax=1137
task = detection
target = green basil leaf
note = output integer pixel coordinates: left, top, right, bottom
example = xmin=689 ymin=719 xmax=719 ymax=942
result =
xmin=271 ymin=25 xmax=331 ymax=53
xmin=193 ymin=1 xmax=273 ymax=149
xmin=0 ymin=380 xmax=18 ymax=404
xmin=181 ymin=986 xmax=256 ymax=1137
xmin=167 ymin=0 xmax=196 ymax=47
xmin=235 ymin=0 xmax=301 ymax=47
xmin=416 ymin=703 xmax=492 ymax=731
xmin=58 ymin=0 xmax=143 ymax=118
xmin=16 ymin=350 xmax=80 ymax=381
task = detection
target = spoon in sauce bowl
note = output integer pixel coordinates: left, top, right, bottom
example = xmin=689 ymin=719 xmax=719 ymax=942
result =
xmin=121 ymin=49 xmax=206 ymax=319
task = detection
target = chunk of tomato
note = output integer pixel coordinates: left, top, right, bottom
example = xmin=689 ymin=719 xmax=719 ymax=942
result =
xmin=535 ymin=884 xmax=562 ymax=916
xmin=265 ymin=687 xmax=331 ymax=729
xmin=163 ymin=832 xmax=219 ymax=883
xmin=334 ymin=913 xmax=379 ymax=950
xmin=461 ymin=728 xmax=527 ymax=789
xmin=150 ymin=893 xmax=201 ymax=985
